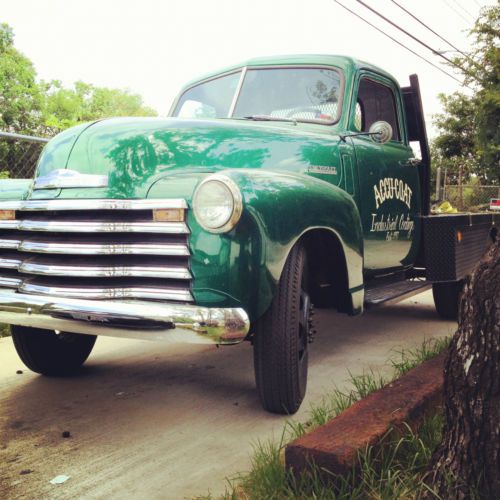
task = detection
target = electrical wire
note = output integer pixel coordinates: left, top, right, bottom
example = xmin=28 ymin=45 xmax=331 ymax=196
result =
xmin=439 ymin=0 xmax=473 ymax=24
xmin=332 ymin=0 xmax=464 ymax=85
xmin=450 ymin=0 xmax=476 ymax=20
xmin=389 ymin=0 xmax=467 ymax=57
xmin=355 ymin=0 xmax=475 ymax=79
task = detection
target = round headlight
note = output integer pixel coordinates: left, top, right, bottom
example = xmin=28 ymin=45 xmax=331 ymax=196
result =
xmin=193 ymin=175 xmax=243 ymax=233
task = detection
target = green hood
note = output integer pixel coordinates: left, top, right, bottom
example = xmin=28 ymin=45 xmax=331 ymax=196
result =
xmin=36 ymin=117 xmax=343 ymax=199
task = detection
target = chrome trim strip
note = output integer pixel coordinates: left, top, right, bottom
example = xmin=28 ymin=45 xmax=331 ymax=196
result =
xmin=0 ymin=276 xmax=22 ymax=288
xmin=18 ymin=262 xmax=192 ymax=279
xmin=17 ymin=240 xmax=190 ymax=256
xmin=0 ymin=220 xmax=190 ymax=234
xmin=0 ymin=290 xmax=249 ymax=345
xmin=34 ymin=169 xmax=109 ymax=189
xmin=19 ymin=283 xmax=193 ymax=302
xmin=0 ymin=198 xmax=188 ymax=211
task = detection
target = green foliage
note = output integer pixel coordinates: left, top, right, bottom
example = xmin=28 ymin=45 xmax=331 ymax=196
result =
xmin=0 ymin=22 xmax=157 ymax=139
xmin=41 ymin=80 xmax=157 ymax=132
xmin=0 ymin=23 xmax=43 ymax=134
xmin=433 ymin=4 xmax=500 ymax=184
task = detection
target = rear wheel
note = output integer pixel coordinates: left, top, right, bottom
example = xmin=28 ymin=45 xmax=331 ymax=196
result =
xmin=11 ymin=326 xmax=97 ymax=375
xmin=253 ymin=242 xmax=312 ymax=414
xmin=432 ymin=281 xmax=464 ymax=320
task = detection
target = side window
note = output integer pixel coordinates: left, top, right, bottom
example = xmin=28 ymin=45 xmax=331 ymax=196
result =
xmin=355 ymin=78 xmax=401 ymax=141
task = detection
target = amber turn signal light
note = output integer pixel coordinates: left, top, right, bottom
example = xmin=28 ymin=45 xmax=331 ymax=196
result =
xmin=457 ymin=230 xmax=462 ymax=243
xmin=0 ymin=210 xmax=15 ymax=220
xmin=153 ymin=208 xmax=185 ymax=222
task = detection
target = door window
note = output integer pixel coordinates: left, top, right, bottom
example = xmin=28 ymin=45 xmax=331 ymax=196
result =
xmin=355 ymin=78 xmax=401 ymax=141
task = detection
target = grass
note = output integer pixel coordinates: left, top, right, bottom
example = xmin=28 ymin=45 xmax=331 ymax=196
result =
xmin=0 ymin=323 xmax=10 ymax=338
xmin=197 ymin=337 xmax=450 ymax=500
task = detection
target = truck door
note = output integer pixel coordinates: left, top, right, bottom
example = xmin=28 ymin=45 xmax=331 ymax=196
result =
xmin=350 ymin=72 xmax=420 ymax=273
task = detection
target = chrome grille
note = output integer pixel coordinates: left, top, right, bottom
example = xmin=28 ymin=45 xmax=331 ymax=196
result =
xmin=0 ymin=199 xmax=192 ymax=302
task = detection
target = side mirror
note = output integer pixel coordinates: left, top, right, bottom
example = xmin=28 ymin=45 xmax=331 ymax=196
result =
xmin=369 ymin=121 xmax=393 ymax=144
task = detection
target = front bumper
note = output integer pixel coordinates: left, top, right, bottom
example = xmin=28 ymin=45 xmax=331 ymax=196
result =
xmin=0 ymin=290 xmax=250 ymax=345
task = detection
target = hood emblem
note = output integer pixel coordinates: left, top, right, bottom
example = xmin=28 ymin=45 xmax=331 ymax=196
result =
xmin=34 ymin=169 xmax=109 ymax=189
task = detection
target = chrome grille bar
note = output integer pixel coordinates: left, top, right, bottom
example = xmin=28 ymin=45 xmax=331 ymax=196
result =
xmin=0 ymin=239 xmax=20 ymax=250
xmin=19 ymin=282 xmax=193 ymax=301
xmin=0 ymin=197 xmax=192 ymax=303
xmin=16 ymin=240 xmax=190 ymax=256
xmin=0 ymin=257 xmax=21 ymax=269
xmin=0 ymin=276 xmax=22 ymax=288
xmin=0 ymin=198 xmax=187 ymax=211
xmin=1 ymin=220 xmax=189 ymax=234
xmin=18 ymin=262 xmax=191 ymax=279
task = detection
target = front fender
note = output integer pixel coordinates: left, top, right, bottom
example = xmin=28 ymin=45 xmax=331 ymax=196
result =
xmin=170 ymin=169 xmax=363 ymax=322
xmin=0 ymin=179 xmax=33 ymax=200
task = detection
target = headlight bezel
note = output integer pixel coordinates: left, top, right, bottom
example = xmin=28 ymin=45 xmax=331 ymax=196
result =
xmin=192 ymin=174 xmax=243 ymax=233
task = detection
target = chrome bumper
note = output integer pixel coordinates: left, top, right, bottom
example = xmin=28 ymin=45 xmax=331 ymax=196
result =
xmin=0 ymin=290 xmax=250 ymax=345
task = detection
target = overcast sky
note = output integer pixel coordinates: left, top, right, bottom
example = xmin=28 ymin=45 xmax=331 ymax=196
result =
xmin=1 ymin=0 xmax=493 ymax=137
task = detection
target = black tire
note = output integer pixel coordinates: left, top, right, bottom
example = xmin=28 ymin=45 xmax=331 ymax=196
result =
xmin=11 ymin=326 xmax=97 ymax=375
xmin=253 ymin=242 xmax=311 ymax=414
xmin=432 ymin=281 xmax=464 ymax=320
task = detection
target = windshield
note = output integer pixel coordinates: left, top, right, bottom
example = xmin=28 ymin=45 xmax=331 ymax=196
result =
xmin=173 ymin=67 xmax=343 ymax=124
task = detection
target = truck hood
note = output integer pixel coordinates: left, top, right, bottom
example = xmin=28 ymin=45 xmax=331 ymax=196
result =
xmin=35 ymin=117 xmax=342 ymax=199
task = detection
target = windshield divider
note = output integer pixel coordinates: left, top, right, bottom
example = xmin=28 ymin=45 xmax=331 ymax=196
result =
xmin=228 ymin=67 xmax=247 ymax=118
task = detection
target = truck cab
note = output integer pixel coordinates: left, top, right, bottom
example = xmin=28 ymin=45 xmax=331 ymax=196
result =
xmin=0 ymin=55 xmax=497 ymax=414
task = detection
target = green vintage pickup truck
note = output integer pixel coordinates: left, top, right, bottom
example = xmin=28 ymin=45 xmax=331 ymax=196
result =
xmin=0 ymin=55 xmax=497 ymax=413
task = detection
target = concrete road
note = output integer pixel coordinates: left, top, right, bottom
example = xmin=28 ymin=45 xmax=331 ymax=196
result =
xmin=0 ymin=291 xmax=456 ymax=499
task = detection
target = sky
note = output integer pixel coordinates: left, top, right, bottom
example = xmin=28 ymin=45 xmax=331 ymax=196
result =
xmin=1 ymin=0 xmax=494 ymax=138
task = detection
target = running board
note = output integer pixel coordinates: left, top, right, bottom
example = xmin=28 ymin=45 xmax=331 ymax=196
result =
xmin=364 ymin=280 xmax=431 ymax=308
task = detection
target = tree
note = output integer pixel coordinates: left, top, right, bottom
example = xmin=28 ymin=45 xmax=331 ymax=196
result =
xmin=433 ymin=3 xmax=499 ymax=184
xmin=0 ymin=23 xmax=43 ymax=134
xmin=428 ymin=231 xmax=499 ymax=498
xmin=41 ymin=80 xmax=157 ymax=132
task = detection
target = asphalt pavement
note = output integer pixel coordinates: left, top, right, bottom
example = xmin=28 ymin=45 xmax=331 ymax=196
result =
xmin=0 ymin=290 xmax=456 ymax=499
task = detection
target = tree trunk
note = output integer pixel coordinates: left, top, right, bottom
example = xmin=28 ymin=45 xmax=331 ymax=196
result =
xmin=429 ymin=232 xmax=499 ymax=499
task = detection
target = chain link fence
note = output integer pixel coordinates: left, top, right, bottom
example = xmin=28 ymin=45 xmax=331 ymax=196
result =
xmin=0 ymin=131 xmax=49 ymax=179
xmin=443 ymin=184 xmax=500 ymax=212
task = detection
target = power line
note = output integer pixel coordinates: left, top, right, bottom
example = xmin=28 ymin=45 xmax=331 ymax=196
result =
xmin=389 ymin=0 xmax=468 ymax=58
xmin=439 ymin=0 xmax=473 ymax=24
xmin=450 ymin=0 xmax=476 ymax=20
xmin=355 ymin=0 xmax=474 ymax=79
xmin=332 ymin=0 xmax=464 ymax=85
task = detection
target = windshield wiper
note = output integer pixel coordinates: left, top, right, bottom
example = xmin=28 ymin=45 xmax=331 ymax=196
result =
xmin=242 ymin=115 xmax=297 ymax=124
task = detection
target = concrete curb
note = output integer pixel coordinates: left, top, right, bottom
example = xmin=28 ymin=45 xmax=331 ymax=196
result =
xmin=285 ymin=351 xmax=447 ymax=477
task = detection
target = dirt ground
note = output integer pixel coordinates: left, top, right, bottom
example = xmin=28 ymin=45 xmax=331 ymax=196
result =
xmin=0 ymin=290 xmax=455 ymax=499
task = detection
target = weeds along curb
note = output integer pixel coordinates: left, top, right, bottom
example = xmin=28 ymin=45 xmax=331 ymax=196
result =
xmin=285 ymin=350 xmax=447 ymax=479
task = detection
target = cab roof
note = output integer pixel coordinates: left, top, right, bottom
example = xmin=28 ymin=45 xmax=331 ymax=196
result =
xmin=180 ymin=54 xmax=397 ymax=90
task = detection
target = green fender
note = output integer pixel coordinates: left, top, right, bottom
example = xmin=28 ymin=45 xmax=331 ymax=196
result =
xmin=149 ymin=169 xmax=364 ymax=322
xmin=0 ymin=179 xmax=33 ymax=200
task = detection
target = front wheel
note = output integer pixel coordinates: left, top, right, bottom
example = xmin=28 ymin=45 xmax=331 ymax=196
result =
xmin=12 ymin=326 xmax=97 ymax=375
xmin=253 ymin=242 xmax=312 ymax=414
xmin=432 ymin=281 xmax=464 ymax=320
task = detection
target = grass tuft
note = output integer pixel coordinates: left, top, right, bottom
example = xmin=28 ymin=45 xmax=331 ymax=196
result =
xmin=211 ymin=337 xmax=450 ymax=499
xmin=0 ymin=323 xmax=10 ymax=338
